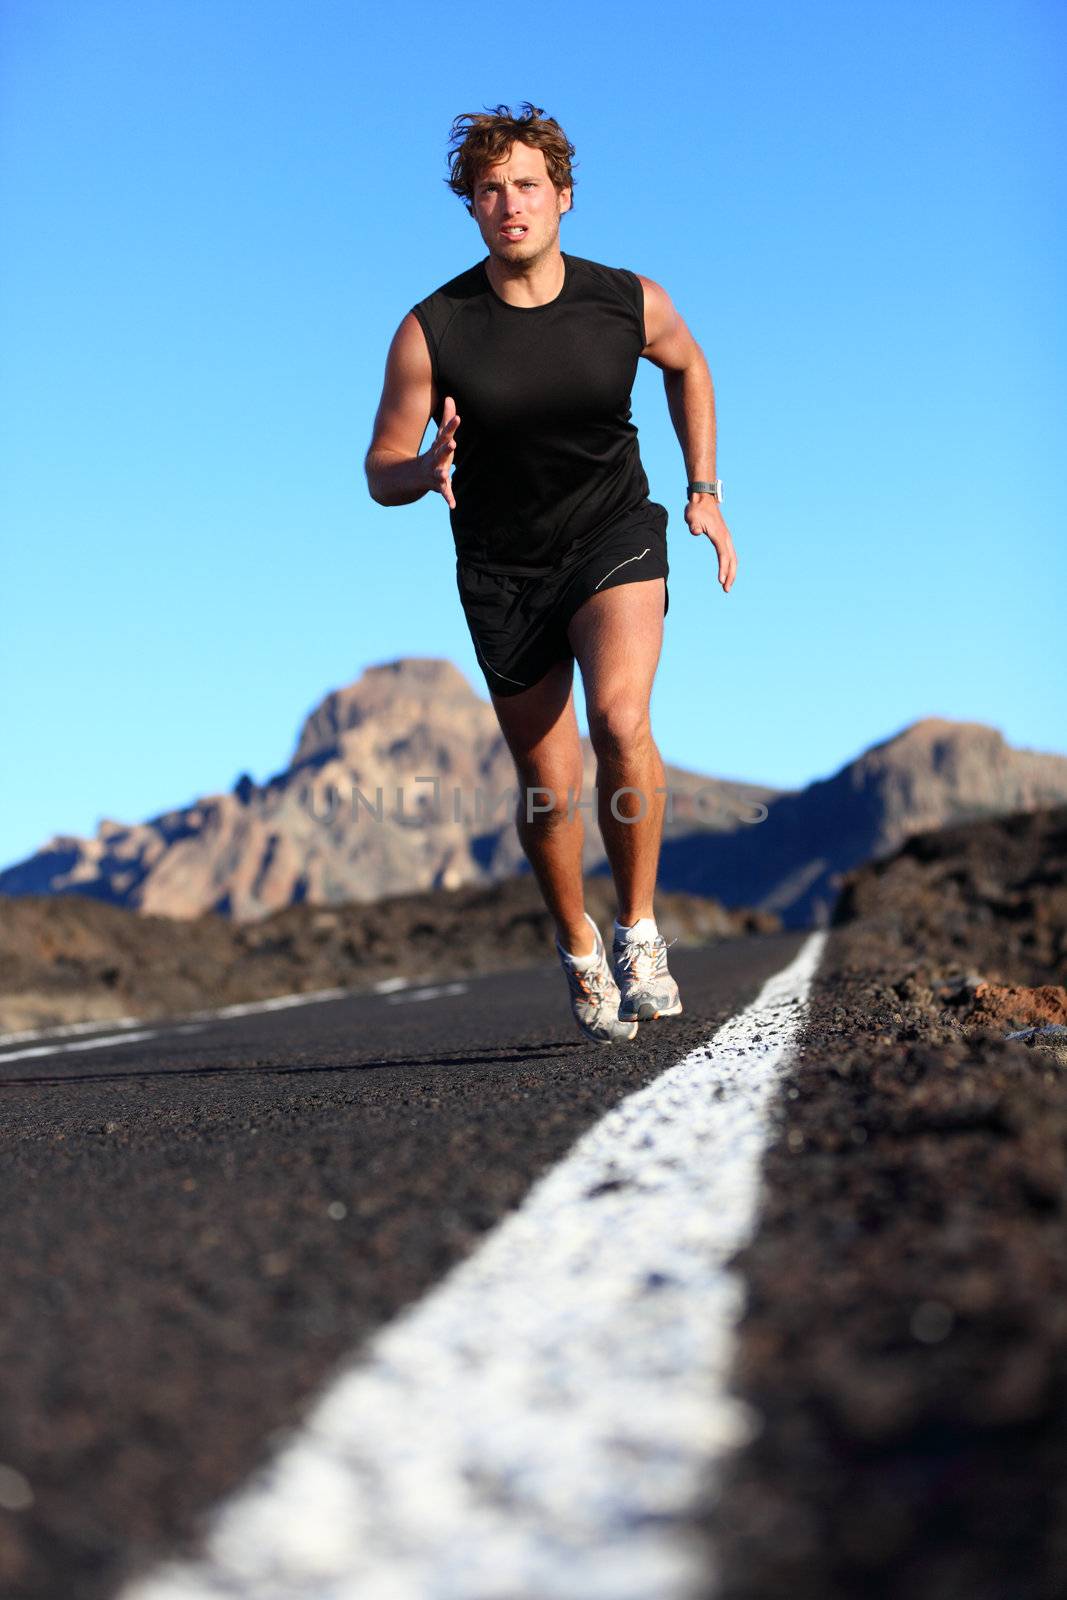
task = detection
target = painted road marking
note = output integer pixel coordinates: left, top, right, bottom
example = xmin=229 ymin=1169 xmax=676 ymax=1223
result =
xmin=0 ymin=982 xmax=418 ymax=1061
xmin=0 ymin=1014 xmax=149 ymax=1046
xmin=0 ymin=1022 xmax=206 ymax=1064
xmin=0 ymin=1029 xmax=163 ymax=1064
xmin=385 ymin=982 xmax=469 ymax=1005
xmin=118 ymin=930 xmax=828 ymax=1600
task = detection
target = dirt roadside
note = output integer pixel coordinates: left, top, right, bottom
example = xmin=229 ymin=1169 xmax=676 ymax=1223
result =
xmin=705 ymin=804 xmax=1067 ymax=1600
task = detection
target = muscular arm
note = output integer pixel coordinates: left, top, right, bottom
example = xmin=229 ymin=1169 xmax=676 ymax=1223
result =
xmin=636 ymin=275 xmax=737 ymax=594
xmin=636 ymin=275 xmax=716 ymax=484
xmin=364 ymin=314 xmax=447 ymax=506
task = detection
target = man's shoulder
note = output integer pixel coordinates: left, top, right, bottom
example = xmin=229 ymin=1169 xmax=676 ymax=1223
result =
xmin=565 ymin=252 xmax=643 ymax=302
xmin=565 ymin=251 xmax=639 ymax=281
xmin=411 ymin=259 xmax=487 ymax=316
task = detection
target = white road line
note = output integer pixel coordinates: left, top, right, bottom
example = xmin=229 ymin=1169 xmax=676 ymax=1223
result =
xmin=0 ymin=1029 xmax=162 ymax=1064
xmin=117 ymin=930 xmax=828 ymax=1600
xmin=207 ymin=987 xmax=351 ymax=1019
xmin=0 ymin=983 xmax=394 ymax=1060
xmin=0 ymin=1014 xmax=148 ymax=1045
xmin=385 ymin=982 xmax=469 ymax=1005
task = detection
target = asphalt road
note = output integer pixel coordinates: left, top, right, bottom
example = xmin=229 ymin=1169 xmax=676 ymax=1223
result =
xmin=0 ymin=928 xmax=807 ymax=1600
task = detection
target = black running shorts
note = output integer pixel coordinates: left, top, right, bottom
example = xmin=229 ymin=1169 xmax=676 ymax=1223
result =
xmin=456 ymin=501 xmax=670 ymax=699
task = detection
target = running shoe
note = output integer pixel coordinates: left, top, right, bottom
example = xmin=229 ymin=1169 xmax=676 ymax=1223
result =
xmin=556 ymin=912 xmax=639 ymax=1045
xmin=612 ymin=926 xmax=684 ymax=1021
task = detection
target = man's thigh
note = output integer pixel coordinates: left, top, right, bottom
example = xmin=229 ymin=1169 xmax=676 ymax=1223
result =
xmin=489 ymin=656 xmax=584 ymax=788
xmin=566 ymin=577 xmax=666 ymax=714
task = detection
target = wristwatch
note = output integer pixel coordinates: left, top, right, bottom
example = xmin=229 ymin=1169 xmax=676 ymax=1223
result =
xmin=687 ymin=479 xmax=723 ymax=502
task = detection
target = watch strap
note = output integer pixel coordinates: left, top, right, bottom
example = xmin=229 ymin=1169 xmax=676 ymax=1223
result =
xmin=687 ymin=479 xmax=723 ymax=501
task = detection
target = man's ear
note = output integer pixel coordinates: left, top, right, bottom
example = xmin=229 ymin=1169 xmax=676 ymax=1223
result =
xmin=559 ymin=186 xmax=573 ymax=214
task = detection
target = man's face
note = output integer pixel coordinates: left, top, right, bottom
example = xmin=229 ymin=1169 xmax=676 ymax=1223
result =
xmin=472 ymin=142 xmax=571 ymax=263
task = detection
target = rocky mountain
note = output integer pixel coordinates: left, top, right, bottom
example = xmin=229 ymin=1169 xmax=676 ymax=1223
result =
xmin=2 ymin=662 xmax=1064 ymax=929
xmin=0 ymin=658 xmax=775 ymax=925
xmin=657 ymin=716 xmax=1067 ymax=927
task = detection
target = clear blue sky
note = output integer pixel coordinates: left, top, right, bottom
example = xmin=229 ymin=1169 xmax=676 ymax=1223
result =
xmin=2 ymin=0 xmax=1064 ymax=870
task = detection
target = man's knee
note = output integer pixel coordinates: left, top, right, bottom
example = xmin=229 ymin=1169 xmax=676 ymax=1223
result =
xmin=588 ymin=700 xmax=652 ymax=760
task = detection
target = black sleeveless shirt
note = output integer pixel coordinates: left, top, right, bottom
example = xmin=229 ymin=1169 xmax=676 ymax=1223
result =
xmin=410 ymin=251 xmax=654 ymax=574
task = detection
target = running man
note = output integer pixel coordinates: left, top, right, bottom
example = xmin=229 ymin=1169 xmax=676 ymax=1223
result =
xmin=365 ymin=102 xmax=737 ymax=1045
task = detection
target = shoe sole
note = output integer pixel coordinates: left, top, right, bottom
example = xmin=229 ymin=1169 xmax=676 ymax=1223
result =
xmin=620 ymin=998 xmax=684 ymax=1022
xmin=574 ymin=1018 xmax=639 ymax=1045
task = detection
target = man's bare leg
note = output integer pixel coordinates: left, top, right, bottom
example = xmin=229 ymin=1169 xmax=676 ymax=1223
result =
xmin=566 ymin=578 xmax=667 ymax=926
xmin=488 ymin=656 xmax=593 ymax=956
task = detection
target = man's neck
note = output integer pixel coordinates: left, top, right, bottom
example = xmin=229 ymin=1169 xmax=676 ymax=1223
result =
xmin=483 ymin=247 xmax=566 ymax=308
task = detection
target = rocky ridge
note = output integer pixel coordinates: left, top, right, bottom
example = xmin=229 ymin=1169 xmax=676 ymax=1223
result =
xmin=1 ymin=659 xmax=1064 ymax=932
xmin=0 ymin=658 xmax=773 ymax=924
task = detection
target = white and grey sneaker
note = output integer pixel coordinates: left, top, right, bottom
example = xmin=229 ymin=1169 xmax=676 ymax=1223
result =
xmin=612 ymin=919 xmax=684 ymax=1021
xmin=556 ymin=912 xmax=639 ymax=1046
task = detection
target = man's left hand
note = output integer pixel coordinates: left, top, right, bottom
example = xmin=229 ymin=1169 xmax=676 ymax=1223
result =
xmin=685 ymin=495 xmax=738 ymax=593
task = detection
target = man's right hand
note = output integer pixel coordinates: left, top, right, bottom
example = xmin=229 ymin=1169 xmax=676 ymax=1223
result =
xmin=422 ymin=395 xmax=460 ymax=509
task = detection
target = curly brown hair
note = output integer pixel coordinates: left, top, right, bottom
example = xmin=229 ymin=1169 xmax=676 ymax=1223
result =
xmin=444 ymin=102 xmax=577 ymax=217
